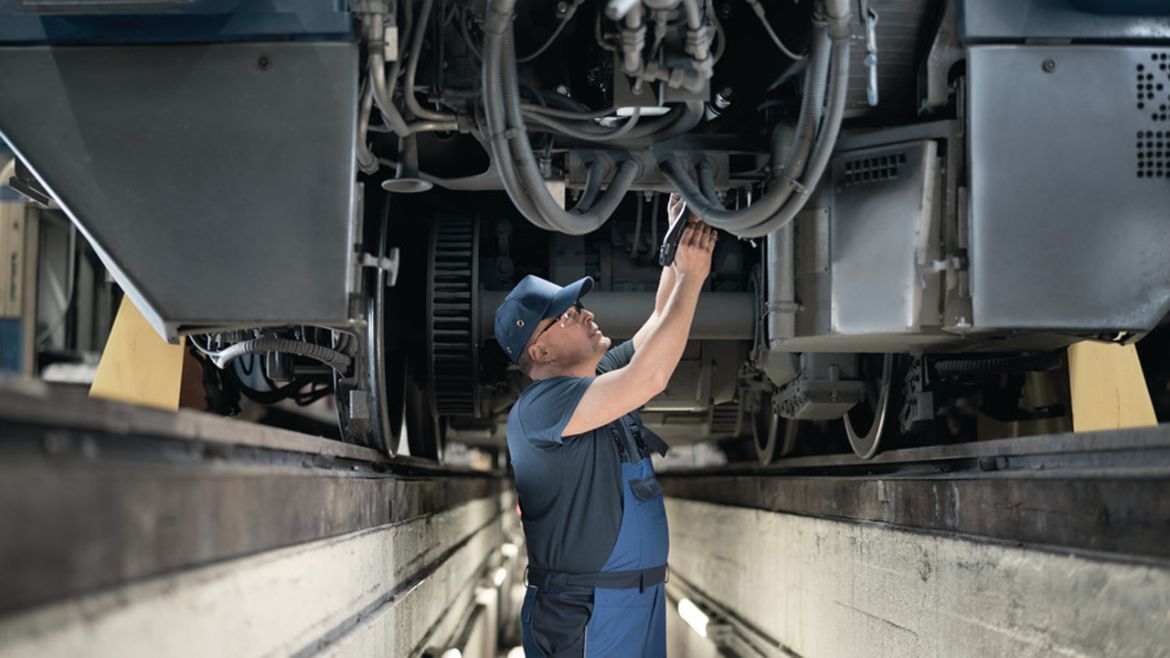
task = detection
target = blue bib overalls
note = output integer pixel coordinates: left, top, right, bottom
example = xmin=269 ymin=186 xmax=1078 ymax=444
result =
xmin=520 ymin=417 xmax=669 ymax=658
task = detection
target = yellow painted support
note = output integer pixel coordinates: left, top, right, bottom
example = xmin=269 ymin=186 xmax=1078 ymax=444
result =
xmin=89 ymin=297 xmax=187 ymax=411
xmin=1068 ymin=341 xmax=1157 ymax=433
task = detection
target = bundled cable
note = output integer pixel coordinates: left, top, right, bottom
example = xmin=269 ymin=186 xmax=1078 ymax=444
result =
xmin=660 ymin=0 xmax=852 ymax=238
xmin=482 ymin=0 xmax=641 ymax=235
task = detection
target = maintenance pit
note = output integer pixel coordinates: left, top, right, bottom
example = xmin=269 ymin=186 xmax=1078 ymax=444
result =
xmin=2 ymin=0 xmax=1170 ymax=657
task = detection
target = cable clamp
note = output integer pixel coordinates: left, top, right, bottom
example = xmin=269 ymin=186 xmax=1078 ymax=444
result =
xmin=774 ymin=171 xmax=806 ymax=194
xmin=487 ymin=126 xmax=523 ymax=141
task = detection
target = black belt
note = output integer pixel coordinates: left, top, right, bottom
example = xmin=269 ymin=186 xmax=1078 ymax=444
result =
xmin=527 ymin=564 xmax=669 ymax=592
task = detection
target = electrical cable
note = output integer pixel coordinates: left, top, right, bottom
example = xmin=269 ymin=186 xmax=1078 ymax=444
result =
xmin=212 ymin=337 xmax=352 ymax=373
xmin=658 ymin=1 xmax=850 ymax=237
xmin=711 ymin=1 xmax=727 ymax=64
xmin=405 ymin=0 xmax=458 ymax=123
xmin=520 ymin=103 xmax=620 ymax=120
xmin=522 ymin=108 xmax=642 ymax=142
xmin=459 ymin=6 xmax=483 ymax=61
xmin=744 ymin=0 xmax=807 ymax=60
xmin=517 ymin=0 xmax=585 ymax=63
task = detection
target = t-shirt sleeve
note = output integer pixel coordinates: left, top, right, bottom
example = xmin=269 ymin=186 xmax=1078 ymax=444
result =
xmin=514 ymin=376 xmax=595 ymax=445
xmin=596 ymin=340 xmax=636 ymax=375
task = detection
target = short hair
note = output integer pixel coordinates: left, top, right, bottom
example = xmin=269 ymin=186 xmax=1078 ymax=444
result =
xmin=517 ymin=349 xmax=535 ymax=377
xmin=516 ymin=319 xmax=549 ymax=377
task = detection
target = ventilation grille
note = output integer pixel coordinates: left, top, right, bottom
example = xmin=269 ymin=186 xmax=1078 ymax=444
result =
xmin=843 ymin=152 xmax=907 ymax=186
xmin=1137 ymin=130 xmax=1167 ymax=179
xmin=1137 ymin=54 xmax=1169 ymax=122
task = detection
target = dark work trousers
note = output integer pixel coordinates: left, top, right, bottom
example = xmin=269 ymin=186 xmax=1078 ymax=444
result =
xmin=521 ymin=455 xmax=669 ymax=657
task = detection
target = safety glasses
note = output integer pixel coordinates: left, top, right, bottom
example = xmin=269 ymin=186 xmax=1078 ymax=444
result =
xmin=534 ymin=301 xmax=585 ymax=342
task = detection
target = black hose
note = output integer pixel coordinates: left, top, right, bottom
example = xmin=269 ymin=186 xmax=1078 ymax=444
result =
xmin=575 ymin=160 xmax=605 ymax=211
xmin=696 ymin=160 xmax=721 ymax=205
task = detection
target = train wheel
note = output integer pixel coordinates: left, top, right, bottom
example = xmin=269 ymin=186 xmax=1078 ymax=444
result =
xmin=404 ymin=360 xmax=446 ymax=461
xmin=752 ymin=393 xmax=800 ymax=464
xmin=844 ymin=353 xmax=894 ymax=460
xmin=359 ymin=195 xmax=409 ymax=456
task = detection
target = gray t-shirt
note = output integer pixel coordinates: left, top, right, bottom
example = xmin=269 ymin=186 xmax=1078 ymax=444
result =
xmin=507 ymin=341 xmax=636 ymax=573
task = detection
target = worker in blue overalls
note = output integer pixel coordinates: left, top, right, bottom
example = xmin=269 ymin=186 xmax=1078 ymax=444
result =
xmin=494 ymin=194 xmax=715 ymax=657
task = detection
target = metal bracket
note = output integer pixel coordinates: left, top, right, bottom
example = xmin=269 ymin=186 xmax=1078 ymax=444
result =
xmin=8 ymin=160 xmax=54 ymax=208
xmin=359 ymin=247 xmax=400 ymax=287
xmin=864 ymin=6 xmax=880 ymax=107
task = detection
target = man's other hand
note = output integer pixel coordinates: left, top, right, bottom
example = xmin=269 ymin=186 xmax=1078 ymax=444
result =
xmin=667 ymin=192 xmax=698 ymax=229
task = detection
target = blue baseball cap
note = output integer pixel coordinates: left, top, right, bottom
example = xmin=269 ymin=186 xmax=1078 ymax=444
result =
xmin=495 ymin=274 xmax=594 ymax=363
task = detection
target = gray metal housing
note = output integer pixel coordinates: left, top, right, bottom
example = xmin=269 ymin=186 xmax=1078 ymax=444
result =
xmin=968 ymin=45 xmax=1170 ymax=333
xmin=0 ymin=41 xmax=360 ymax=341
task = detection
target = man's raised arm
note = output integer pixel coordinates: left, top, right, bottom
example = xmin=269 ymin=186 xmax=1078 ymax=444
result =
xmin=561 ymin=218 xmax=717 ymax=436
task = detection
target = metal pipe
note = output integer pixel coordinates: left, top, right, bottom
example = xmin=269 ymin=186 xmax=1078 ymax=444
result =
xmin=765 ymin=222 xmax=796 ymax=347
xmin=480 ymin=291 xmax=756 ymax=340
xmin=405 ymin=0 xmax=458 ymax=123
xmin=619 ymin=3 xmax=645 ymax=74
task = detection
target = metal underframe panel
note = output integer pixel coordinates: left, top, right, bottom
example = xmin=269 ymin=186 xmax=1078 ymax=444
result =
xmin=0 ymin=41 xmax=359 ymax=340
xmin=968 ymin=45 xmax=1170 ymax=333
xmin=959 ymin=0 xmax=1170 ymax=43
xmin=779 ymin=138 xmax=952 ymax=353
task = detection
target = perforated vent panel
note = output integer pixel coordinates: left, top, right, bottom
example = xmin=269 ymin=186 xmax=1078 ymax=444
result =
xmin=1136 ymin=54 xmax=1169 ymax=121
xmin=1137 ymin=130 xmax=1168 ymax=179
xmin=1135 ymin=53 xmax=1169 ymax=179
xmin=842 ymin=152 xmax=907 ymax=186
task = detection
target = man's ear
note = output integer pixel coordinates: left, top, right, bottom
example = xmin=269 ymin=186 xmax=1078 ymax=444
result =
xmin=529 ymin=341 xmax=552 ymax=364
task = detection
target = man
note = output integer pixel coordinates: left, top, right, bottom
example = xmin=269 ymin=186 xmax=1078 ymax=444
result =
xmin=493 ymin=194 xmax=715 ymax=657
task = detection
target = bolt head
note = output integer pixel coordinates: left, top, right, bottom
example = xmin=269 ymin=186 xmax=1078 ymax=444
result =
xmin=1042 ymin=59 xmax=1056 ymax=73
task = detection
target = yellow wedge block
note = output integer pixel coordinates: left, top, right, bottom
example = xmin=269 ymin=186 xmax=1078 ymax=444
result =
xmin=1068 ymin=341 xmax=1157 ymax=433
xmin=90 ymin=297 xmax=186 ymax=411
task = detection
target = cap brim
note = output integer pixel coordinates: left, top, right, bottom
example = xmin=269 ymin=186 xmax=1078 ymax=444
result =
xmin=543 ymin=276 xmax=594 ymax=321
